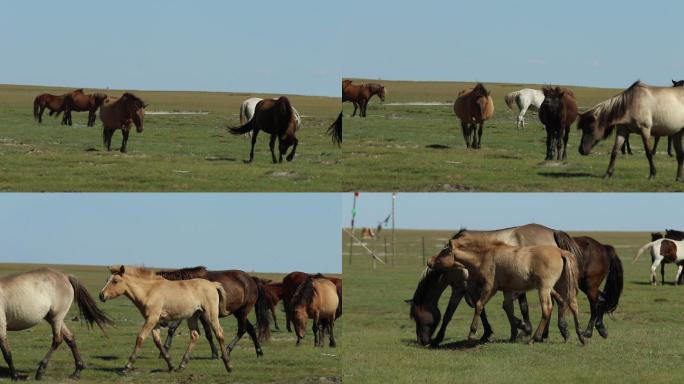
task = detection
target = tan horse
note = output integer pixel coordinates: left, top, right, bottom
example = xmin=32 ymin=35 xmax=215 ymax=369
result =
xmin=99 ymin=265 xmax=232 ymax=374
xmin=0 ymin=268 xmax=112 ymax=380
xmin=453 ymin=83 xmax=494 ymax=149
xmin=99 ymin=93 xmax=147 ymax=153
xmin=428 ymin=238 xmax=586 ymax=345
xmin=291 ymin=276 xmax=339 ymax=347
xmin=63 ymin=89 xmax=107 ymax=127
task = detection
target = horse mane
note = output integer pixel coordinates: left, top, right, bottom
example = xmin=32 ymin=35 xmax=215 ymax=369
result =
xmin=665 ymin=229 xmax=684 ymax=238
xmin=471 ymin=83 xmax=489 ymax=98
xmin=451 ymin=228 xmax=468 ymax=239
xmin=121 ymin=92 xmax=146 ymax=109
xmin=116 ymin=265 xmax=159 ymax=279
xmin=453 ymin=236 xmax=506 ymax=252
xmin=156 ymin=266 xmax=208 ymax=281
xmin=411 ymin=267 xmax=444 ymax=306
xmin=591 ymin=80 xmax=642 ymax=134
xmin=291 ymin=276 xmax=316 ymax=308
xmin=366 ymin=83 xmax=384 ymax=93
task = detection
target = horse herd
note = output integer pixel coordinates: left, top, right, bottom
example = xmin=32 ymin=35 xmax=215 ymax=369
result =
xmin=343 ymin=79 xmax=684 ymax=181
xmin=32 ymin=90 xmax=342 ymax=161
xmin=407 ymin=224 xmax=684 ymax=348
xmin=0 ymin=266 xmax=341 ymax=380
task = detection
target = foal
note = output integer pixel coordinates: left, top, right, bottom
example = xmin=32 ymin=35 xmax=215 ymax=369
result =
xmin=291 ymin=276 xmax=339 ymax=347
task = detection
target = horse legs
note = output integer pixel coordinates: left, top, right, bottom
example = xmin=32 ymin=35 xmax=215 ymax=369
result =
xmin=556 ymin=126 xmax=564 ymax=161
xmin=479 ymin=306 xmax=493 ymax=343
xmin=120 ymin=128 xmax=130 ymax=153
xmin=204 ymin=312 xmax=232 ymax=373
xmin=562 ymin=124 xmax=570 ymax=160
xmin=328 ymin=318 xmax=336 ymax=348
xmin=38 ymin=105 xmax=46 ymax=123
xmin=503 ymin=292 xmax=519 ymax=342
xmin=61 ymin=324 xmax=85 ymax=379
xmin=151 ymin=328 xmax=174 ymax=372
xmin=284 ymin=300 xmax=293 ymax=333
xmin=35 ymin=318 xmax=64 ymax=380
xmin=468 ymin=285 xmax=492 ymax=340
xmin=650 ymin=256 xmax=663 ymax=285
xmin=177 ymin=317 xmax=200 ymax=372
xmin=652 ymin=136 xmax=660 ymax=155
xmin=516 ymin=293 xmax=533 ymax=335
xmin=475 ymin=123 xmax=483 ymax=149
xmin=566 ymin=296 xmax=586 ymax=345
xmin=603 ymin=128 xmax=627 ymax=179
xmin=582 ymin=283 xmax=600 ymax=339
xmin=269 ymin=134 xmax=278 ymax=164
xmin=661 ymin=262 xmax=667 ymax=285
xmin=675 ymin=265 xmax=684 ymax=286
xmin=161 ymin=320 xmax=181 ymax=357
xmin=530 ymin=288 xmax=553 ymax=344
xmin=461 ymin=122 xmax=471 ymax=148
xmin=0 ymin=327 xmax=18 ymax=381
xmin=639 ymin=130 xmax=656 ymax=180
xmin=286 ymin=137 xmax=298 ymax=162
xmin=672 ymin=130 xmax=684 ymax=181
xmin=545 ymin=126 xmax=554 ymax=160
xmin=360 ymin=99 xmax=368 ymax=118
xmin=668 ymin=136 xmax=674 ymax=157
xmin=270 ymin=304 xmax=280 ymax=331
xmin=351 ymin=102 xmax=358 ymax=117
xmin=430 ymin=288 xmax=465 ymax=347
xmin=246 ymin=129 xmax=259 ymax=163
xmin=123 ymin=316 xmax=158 ymax=374
xmin=199 ymin=316 xmax=219 ymax=360
xmin=312 ymin=312 xmax=320 ymax=347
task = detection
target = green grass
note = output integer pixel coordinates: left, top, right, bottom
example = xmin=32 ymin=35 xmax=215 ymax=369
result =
xmin=0 ymin=264 xmax=340 ymax=383
xmin=342 ymin=79 xmax=684 ymax=191
xmin=0 ymin=84 xmax=341 ymax=191
xmin=342 ymin=229 xmax=684 ymax=383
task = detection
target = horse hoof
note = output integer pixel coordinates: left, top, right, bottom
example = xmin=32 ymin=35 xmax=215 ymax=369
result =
xmin=69 ymin=371 xmax=82 ymax=380
xmin=597 ymin=328 xmax=608 ymax=339
xmin=648 ymin=174 xmax=656 ymax=181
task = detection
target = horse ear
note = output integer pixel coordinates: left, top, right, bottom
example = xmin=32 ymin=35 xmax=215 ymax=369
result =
xmin=673 ymin=80 xmax=677 ymax=85
xmin=109 ymin=265 xmax=121 ymax=274
xmin=119 ymin=265 xmax=126 ymax=275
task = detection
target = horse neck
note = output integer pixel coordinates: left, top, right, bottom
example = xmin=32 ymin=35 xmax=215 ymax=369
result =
xmin=452 ymin=247 xmax=484 ymax=270
xmin=413 ymin=275 xmax=449 ymax=306
xmin=122 ymin=275 xmax=160 ymax=308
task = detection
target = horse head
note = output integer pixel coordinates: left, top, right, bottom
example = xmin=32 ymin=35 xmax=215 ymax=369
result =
xmin=121 ymin=93 xmax=147 ymax=133
xmin=577 ymin=109 xmax=606 ymax=156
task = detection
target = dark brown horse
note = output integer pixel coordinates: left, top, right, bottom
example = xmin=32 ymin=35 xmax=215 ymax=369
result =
xmin=261 ymin=281 xmax=282 ymax=331
xmin=229 ymin=96 xmax=299 ymax=163
xmin=453 ymin=83 xmax=494 ymax=149
xmin=651 ymin=80 xmax=684 ymax=157
xmin=650 ymin=229 xmax=684 ymax=284
xmin=62 ymin=89 xmax=107 ymax=127
xmin=33 ymin=93 xmax=67 ymax=123
xmin=156 ymin=267 xmax=270 ymax=359
xmin=328 ymin=112 xmax=342 ymax=146
xmin=539 ymin=86 xmax=578 ymax=161
xmin=100 ymin=93 xmax=147 ymax=153
xmin=281 ymin=272 xmax=342 ymax=333
xmin=342 ymin=81 xmax=386 ymax=117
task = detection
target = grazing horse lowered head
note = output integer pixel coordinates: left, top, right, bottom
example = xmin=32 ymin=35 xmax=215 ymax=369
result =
xmin=453 ymin=83 xmax=494 ymax=149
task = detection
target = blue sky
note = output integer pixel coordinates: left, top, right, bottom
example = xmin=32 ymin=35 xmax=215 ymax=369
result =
xmin=342 ymin=193 xmax=684 ymax=231
xmin=0 ymin=194 xmax=341 ymax=273
xmin=0 ymin=1 xmax=341 ymax=97
xmin=342 ymin=0 xmax=684 ymax=89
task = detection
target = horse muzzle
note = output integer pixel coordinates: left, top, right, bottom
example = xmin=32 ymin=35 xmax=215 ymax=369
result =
xmin=99 ymin=292 xmax=107 ymax=302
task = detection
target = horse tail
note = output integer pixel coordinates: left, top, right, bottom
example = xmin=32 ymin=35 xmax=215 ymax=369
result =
xmin=327 ymin=112 xmax=342 ymax=146
xmin=239 ymin=102 xmax=247 ymax=125
xmin=633 ymin=241 xmax=656 ymax=262
xmin=253 ymin=278 xmax=272 ymax=342
xmin=553 ymin=230 xmax=584 ymax=271
xmin=558 ymin=250 xmax=580 ymax=304
xmin=33 ymin=97 xmax=41 ymax=121
xmin=335 ymin=282 xmax=343 ymax=319
xmin=278 ymin=96 xmax=294 ymax=129
xmin=504 ymin=92 xmax=518 ymax=110
xmin=228 ymin=118 xmax=254 ymax=135
xmin=68 ymin=275 xmax=114 ymax=334
xmin=601 ymin=245 xmax=624 ymax=314
xmin=215 ymin=283 xmax=230 ymax=317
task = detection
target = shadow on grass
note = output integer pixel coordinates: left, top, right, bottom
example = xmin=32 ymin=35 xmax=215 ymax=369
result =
xmin=93 ymin=355 xmax=119 ymax=361
xmin=631 ymin=280 xmax=677 ymax=286
xmin=0 ymin=367 xmax=28 ymax=380
xmin=538 ymin=171 xmax=594 ymax=178
xmin=84 ymin=147 xmax=99 ymax=152
xmin=204 ymin=156 xmax=237 ymax=162
xmin=425 ymin=144 xmax=451 ymax=150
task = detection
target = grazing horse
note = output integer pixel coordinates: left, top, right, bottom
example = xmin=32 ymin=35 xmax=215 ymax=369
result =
xmin=634 ymin=238 xmax=684 ymax=285
xmin=328 ymin=112 xmax=343 ymax=146
xmin=342 ymin=81 xmax=386 ymax=117
xmin=577 ymin=81 xmax=684 ymax=181
xmin=453 ymin=83 xmax=494 ymax=149
xmin=291 ymin=276 xmax=339 ymax=347
xmin=156 ymin=267 xmax=270 ymax=359
xmin=428 ymin=239 xmax=586 ymax=345
xmin=99 ymin=93 xmax=147 ymax=153
xmin=33 ymin=93 xmax=67 ymax=123
xmin=62 ymin=89 xmax=107 ymax=127
xmin=652 ymin=80 xmax=684 ymax=157
xmin=229 ymin=96 xmax=299 ymax=163
xmin=281 ymin=272 xmax=342 ymax=333
xmin=261 ymin=281 xmax=283 ymax=331
xmin=99 ymin=265 xmax=233 ymax=374
xmin=504 ymin=88 xmax=545 ymax=129
xmin=539 ymin=87 xmax=578 ymax=161
xmin=0 ymin=268 xmax=112 ymax=380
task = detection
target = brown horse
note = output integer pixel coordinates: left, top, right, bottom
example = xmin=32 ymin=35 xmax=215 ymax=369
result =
xmin=281 ymin=272 xmax=342 ymax=333
xmin=99 ymin=266 xmax=232 ymax=374
xmin=229 ymin=96 xmax=299 ymax=163
xmin=648 ymin=230 xmax=684 ymax=284
xmin=342 ymin=81 xmax=386 ymax=117
xmin=453 ymin=83 xmax=494 ymax=149
xmin=291 ymin=276 xmax=339 ymax=347
xmin=155 ymin=267 xmax=270 ymax=359
xmin=261 ymin=281 xmax=283 ymax=331
xmin=33 ymin=93 xmax=67 ymax=123
xmin=62 ymin=89 xmax=107 ymax=127
xmin=328 ymin=112 xmax=343 ymax=146
xmin=428 ymin=239 xmax=586 ymax=345
xmin=99 ymin=93 xmax=147 ymax=153
xmin=539 ymin=87 xmax=578 ymax=161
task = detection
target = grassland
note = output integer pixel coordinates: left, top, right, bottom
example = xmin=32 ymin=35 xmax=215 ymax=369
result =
xmin=0 ymin=264 xmax=340 ymax=383
xmin=0 ymin=84 xmax=341 ymax=191
xmin=342 ymin=229 xmax=684 ymax=383
xmin=342 ymin=79 xmax=684 ymax=191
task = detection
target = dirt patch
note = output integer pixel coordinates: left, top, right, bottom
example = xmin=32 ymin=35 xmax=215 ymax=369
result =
xmin=270 ymin=171 xmax=296 ymax=177
xmin=441 ymin=183 xmax=474 ymax=191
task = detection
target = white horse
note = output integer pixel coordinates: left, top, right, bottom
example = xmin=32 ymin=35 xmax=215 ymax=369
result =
xmin=634 ymin=238 xmax=684 ymax=285
xmin=239 ymin=97 xmax=302 ymax=137
xmin=504 ymin=88 xmax=545 ymax=129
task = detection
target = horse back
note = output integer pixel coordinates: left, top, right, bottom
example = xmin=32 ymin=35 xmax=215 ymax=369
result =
xmin=313 ymin=278 xmax=339 ymax=318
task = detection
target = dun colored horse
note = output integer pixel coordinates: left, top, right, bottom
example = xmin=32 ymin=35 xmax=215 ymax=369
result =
xmin=33 ymin=93 xmax=67 ymax=123
xmin=0 ymin=268 xmax=112 ymax=380
xmin=428 ymin=238 xmax=586 ymax=345
xmin=291 ymin=276 xmax=339 ymax=347
xmin=577 ymin=81 xmax=684 ymax=180
xmin=229 ymin=96 xmax=299 ymax=163
xmin=539 ymin=87 xmax=577 ymax=161
xmin=281 ymin=272 xmax=342 ymax=333
xmin=99 ymin=265 xmax=232 ymax=374
xmin=62 ymin=89 xmax=107 ymax=127
xmin=100 ymin=93 xmax=147 ymax=153
xmin=651 ymin=80 xmax=684 ymax=156
xmin=155 ymin=267 xmax=270 ymax=359
xmin=453 ymin=83 xmax=494 ymax=149
xmin=634 ymin=238 xmax=684 ymax=285
xmin=342 ymin=80 xmax=386 ymax=117
xmin=328 ymin=112 xmax=343 ymax=146
xmin=650 ymin=230 xmax=684 ymax=284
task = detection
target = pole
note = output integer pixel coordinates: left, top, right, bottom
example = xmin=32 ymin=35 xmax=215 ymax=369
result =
xmin=391 ymin=193 xmax=396 ymax=266
xmin=384 ymin=236 xmax=388 ymax=264
xmin=349 ymin=192 xmax=359 ymax=265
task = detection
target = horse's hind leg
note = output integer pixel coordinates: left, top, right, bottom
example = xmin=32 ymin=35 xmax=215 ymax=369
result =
xmin=672 ymin=130 xmax=684 ymax=181
xmin=177 ymin=316 xmax=200 ymax=372
xmin=567 ymin=296 xmax=586 ymax=345
xmin=562 ymin=125 xmax=570 ymax=160
xmin=161 ymin=320 xmax=181 ymax=357
xmin=271 ymin=305 xmax=280 ymax=331
xmin=475 ymin=123 xmax=483 ymax=149
xmin=269 ymin=134 xmax=278 ymax=164
xmin=328 ymin=319 xmax=336 ymax=348
xmin=582 ymin=283 xmax=600 ymax=338
xmin=639 ymin=130 xmax=656 ymax=180
xmin=603 ymin=129 xmax=626 ymax=179
xmin=61 ymin=324 xmax=85 ymax=379
xmin=461 ymin=122 xmax=470 ymax=148
xmin=151 ymin=328 xmax=173 ymax=372
xmin=199 ymin=316 xmax=219 ymax=360
xmin=351 ymin=102 xmax=358 ymax=117
xmin=120 ymin=129 xmax=130 ymax=153
xmin=531 ymin=288 xmax=553 ymax=344
xmin=652 ymin=136 xmax=660 ymax=155
xmin=503 ymin=292 xmax=520 ymax=342
xmin=478 ymin=306 xmax=493 ymax=343
xmin=206 ymin=313 xmax=232 ymax=373
xmin=545 ymin=127 xmax=554 ymax=160
xmin=0 ymin=316 xmax=18 ymax=381
xmin=668 ymin=136 xmax=674 ymax=157
xmin=35 ymin=318 xmax=64 ymax=380
xmin=286 ymin=137 xmax=299 ymax=162
xmin=242 ymin=317 xmax=264 ymax=357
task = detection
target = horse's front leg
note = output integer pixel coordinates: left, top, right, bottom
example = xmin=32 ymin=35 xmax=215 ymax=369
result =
xmin=151 ymin=328 xmax=173 ymax=372
xmin=502 ymin=292 xmax=519 ymax=342
xmin=269 ymin=134 xmax=277 ymax=164
xmin=545 ymin=127 xmax=554 ymax=160
xmin=123 ymin=317 xmax=158 ymax=374
xmin=562 ymin=124 xmax=570 ymax=160
xmin=161 ymin=320 xmax=181 ymax=357
xmin=675 ymin=265 xmax=683 ymax=286
xmin=431 ymin=287 xmax=465 ymax=347
xmin=650 ymin=256 xmax=663 ymax=285
xmin=476 ymin=123 xmax=483 ymax=149
xmin=603 ymin=128 xmax=626 ymax=179
xmin=639 ymin=129 xmax=656 ymax=179
xmin=286 ymin=137 xmax=298 ymax=162
xmin=351 ymin=102 xmax=358 ymax=117
xmin=556 ymin=126 xmax=564 ymax=161
xmin=668 ymin=136 xmax=674 ymax=157
xmin=120 ymin=128 xmax=129 ymax=153
xmin=469 ymin=285 xmax=492 ymax=340
xmin=461 ymin=122 xmax=470 ymax=148
xmin=246 ymin=129 xmax=259 ymax=163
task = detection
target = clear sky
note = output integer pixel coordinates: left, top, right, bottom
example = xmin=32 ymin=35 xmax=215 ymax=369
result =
xmin=342 ymin=0 xmax=684 ymax=89
xmin=0 ymin=1 xmax=341 ymax=97
xmin=342 ymin=193 xmax=684 ymax=232
xmin=0 ymin=194 xmax=341 ymax=273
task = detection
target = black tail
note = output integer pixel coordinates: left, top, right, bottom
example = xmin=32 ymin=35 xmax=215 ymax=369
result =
xmin=327 ymin=112 xmax=342 ymax=146
xmin=335 ymin=283 xmax=342 ymax=319
xmin=553 ymin=230 xmax=584 ymax=271
xmin=276 ymin=96 xmax=293 ymax=129
xmin=68 ymin=275 xmax=114 ymax=333
xmin=601 ymin=245 xmax=624 ymax=314
xmin=253 ymin=278 xmax=271 ymax=342
xmin=228 ymin=118 xmax=255 ymax=135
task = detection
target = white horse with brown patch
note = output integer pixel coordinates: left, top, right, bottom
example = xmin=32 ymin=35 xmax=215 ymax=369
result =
xmin=634 ymin=238 xmax=684 ymax=285
xmin=504 ymin=88 xmax=545 ymax=129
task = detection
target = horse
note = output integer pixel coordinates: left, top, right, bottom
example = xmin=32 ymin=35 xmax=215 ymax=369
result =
xmin=0 ymin=268 xmax=112 ymax=380
xmin=577 ymin=81 xmax=684 ymax=181
xmin=342 ymin=82 xmax=386 ymax=117
xmin=453 ymin=83 xmax=494 ymax=149
xmin=651 ymin=80 xmax=684 ymax=157
xmin=428 ymin=238 xmax=586 ymax=345
xmin=239 ymin=97 xmax=302 ymax=137
xmin=33 ymin=93 xmax=67 ymax=123
xmin=155 ymin=267 xmax=270 ymax=359
xmin=634 ymin=238 xmax=684 ymax=285
xmin=328 ymin=112 xmax=343 ymax=146
xmin=539 ymin=87 xmax=578 ymax=161
xmin=652 ymin=230 xmax=684 ymax=284
xmin=261 ymin=281 xmax=283 ymax=331
xmin=290 ymin=276 xmax=339 ymax=347
xmin=99 ymin=93 xmax=147 ymax=153
xmin=62 ymin=89 xmax=107 ymax=127
xmin=99 ymin=265 xmax=232 ymax=374
xmin=229 ymin=96 xmax=299 ymax=163
xmin=504 ymin=88 xmax=545 ymax=129
xmin=281 ymin=272 xmax=342 ymax=333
